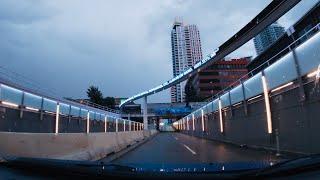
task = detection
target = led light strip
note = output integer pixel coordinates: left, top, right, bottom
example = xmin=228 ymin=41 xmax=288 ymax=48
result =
xmin=201 ymin=109 xmax=205 ymax=132
xmin=25 ymin=106 xmax=39 ymax=111
xmin=218 ymin=99 xmax=224 ymax=133
xmin=247 ymin=95 xmax=262 ymax=102
xmin=104 ymin=116 xmax=107 ymax=133
xmin=262 ymin=75 xmax=272 ymax=134
xmin=186 ymin=117 xmax=189 ymax=131
xmin=1 ymin=101 xmax=19 ymax=108
xmin=55 ymin=104 xmax=60 ymax=134
xmin=271 ymin=82 xmax=293 ymax=93
xmin=192 ymin=114 xmax=195 ymax=131
xmin=232 ymin=102 xmax=242 ymax=107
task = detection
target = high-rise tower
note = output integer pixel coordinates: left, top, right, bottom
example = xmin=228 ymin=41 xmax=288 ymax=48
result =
xmin=253 ymin=22 xmax=285 ymax=55
xmin=170 ymin=18 xmax=203 ymax=103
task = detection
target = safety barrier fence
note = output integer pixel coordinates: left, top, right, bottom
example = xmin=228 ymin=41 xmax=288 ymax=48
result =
xmin=174 ymin=23 xmax=320 ymax=152
xmin=0 ymin=81 xmax=143 ymax=133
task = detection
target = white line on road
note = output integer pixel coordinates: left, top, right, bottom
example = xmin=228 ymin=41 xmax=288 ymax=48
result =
xmin=183 ymin=144 xmax=197 ymax=155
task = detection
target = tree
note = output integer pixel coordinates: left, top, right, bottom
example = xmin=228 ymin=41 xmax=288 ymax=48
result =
xmin=87 ymin=86 xmax=104 ymax=105
xmin=103 ymin=97 xmax=116 ymax=109
xmin=185 ymin=82 xmax=202 ymax=107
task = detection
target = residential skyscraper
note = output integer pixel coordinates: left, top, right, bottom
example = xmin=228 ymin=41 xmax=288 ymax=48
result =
xmin=170 ymin=18 xmax=203 ymax=103
xmin=253 ymin=22 xmax=285 ymax=55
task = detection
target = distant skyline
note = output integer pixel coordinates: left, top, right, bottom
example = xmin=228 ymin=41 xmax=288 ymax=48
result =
xmin=0 ymin=0 xmax=318 ymax=104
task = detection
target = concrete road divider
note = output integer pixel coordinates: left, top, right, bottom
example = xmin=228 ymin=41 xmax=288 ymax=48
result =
xmin=0 ymin=130 xmax=158 ymax=161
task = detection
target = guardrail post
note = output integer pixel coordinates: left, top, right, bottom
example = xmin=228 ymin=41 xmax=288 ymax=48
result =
xmin=240 ymin=80 xmax=248 ymax=115
xmin=228 ymin=91 xmax=233 ymax=117
xmin=104 ymin=116 xmax=107 ymax=133
xmin=218 ymin=98 xmax=224 ymax=133
xmin=19 ymin=92 xmax=25 ymax=119
xmin=68 ymin=105 xmax=71 ymax=123
xmin=201 ymin=109 xmax=205 ymax=132
xmin=86 ymin=111 xmax=90 ymax=134
xmin=182 ymin=118 xmax=184 ymax=130
xmin=186 ymin=117 xmax=189 ymax=131
xmin=142 ymin=96 xmax=148 ymax=130
xmin=192 ymin=114 xmax=195 ymax=131
xmin=261 ymin=71 xmax=273 ymax=134
xmin=40 ymin=98 xmax=44 ymax=120
xmin=55 ymin=103 xmax=60 ymax=134
xmin=116 ymin=118 xmax=118 ymax=132
xmin=291 ymin=48 xmax=306 ymax=102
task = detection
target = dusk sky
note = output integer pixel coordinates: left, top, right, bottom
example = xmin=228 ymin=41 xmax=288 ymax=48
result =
xmin=0 ymin=0 xmax=318 ymax=103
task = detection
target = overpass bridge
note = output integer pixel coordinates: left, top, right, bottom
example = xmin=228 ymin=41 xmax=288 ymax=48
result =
xmin=1 ymin=0 xmax=320 ymax=167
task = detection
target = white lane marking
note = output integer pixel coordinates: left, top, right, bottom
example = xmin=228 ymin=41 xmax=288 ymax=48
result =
xmin=183 ymin=144 xmax=197 ymax=155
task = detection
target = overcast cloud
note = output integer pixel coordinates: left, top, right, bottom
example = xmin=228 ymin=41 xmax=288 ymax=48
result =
xmin=0 ymin=0 xmax=318 ymax=103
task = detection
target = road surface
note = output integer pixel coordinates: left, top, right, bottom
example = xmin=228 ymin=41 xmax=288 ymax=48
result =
xmin=106 ymin=132 xmax=284 ymax=164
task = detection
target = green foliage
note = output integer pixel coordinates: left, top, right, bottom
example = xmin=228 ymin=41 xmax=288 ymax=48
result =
xmin=103 ymin=96 xmax=115 ymax=109
xmin=185 ymin=83 xmax=202 ymax=106
xmin=86 ymin=86 xmax=104 ymax=105
xmin=86 ymin=86 xmax=116 ymax=108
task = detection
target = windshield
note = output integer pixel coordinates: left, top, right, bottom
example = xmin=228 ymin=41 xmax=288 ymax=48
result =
xmin=1 ymin=0 xmax=320 ymax=179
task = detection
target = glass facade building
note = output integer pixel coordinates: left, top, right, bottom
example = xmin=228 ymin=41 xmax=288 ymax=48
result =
xmin=253 ymin=22 xmax=285 ymax=55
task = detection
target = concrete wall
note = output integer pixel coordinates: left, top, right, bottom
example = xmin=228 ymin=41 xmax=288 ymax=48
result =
xmin=180 ymin=80 xmax=320 ymax=154
xmin=0 ymin=130 xmax=158 ymax=161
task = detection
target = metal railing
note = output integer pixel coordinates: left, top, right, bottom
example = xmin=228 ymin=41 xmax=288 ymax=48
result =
xmin=66 ymin=98 xmax=121 ymax=114
xmin=0 ymin=70 xmax=144 ymax=133
xmin=204 ymin=23 xmax=320 ymax=102
xmin=175 ymin=23 xmax=320 ymax=134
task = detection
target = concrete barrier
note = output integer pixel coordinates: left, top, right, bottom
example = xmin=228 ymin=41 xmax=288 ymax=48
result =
xmin=0 ymin=130 xmax=158 ymax=161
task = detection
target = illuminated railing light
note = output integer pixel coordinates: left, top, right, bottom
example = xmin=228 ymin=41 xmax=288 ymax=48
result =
xmin=1 ymin=101 xmax=19 ymax=108
xmin=307 ymin=70 xmax=318 ymax=78
xmin=307 ymin=64 xmax=320 ymax=78
xmin=55 ymin=104 xmax=60 ymax=134
xmin=44 ymin=110 xmax=55 ymax=115
xmin=218 ymin=99 xmax=223 ymax=133
xmin=247 ymin=95 xmax=262 ymax=102
xmin=116 ymin=119 xmax=118 ymax=132
xmin=25 ymin=106 xmax=39 ymax=111
xmin=222 ymin=107 xmax=229 ymax=111
xmin=271 ymin=82 xmax=293 ymax=93
xmin=192 ymin=114 xmax=195 ymax=131
xmin=186 ymin=117 xmax=189 ymax=131
xmin=104 ymin=116 xmax=107 ymax=133
xmin=262 ymin=75 xmax=273 ymax=134
xmin=201 ymin=109 xmax=205 ymax=132
xmin=232 ymin=102 xmax=242 ymax=107
xmin=86 ymin=112 xmax=90 ymax=134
